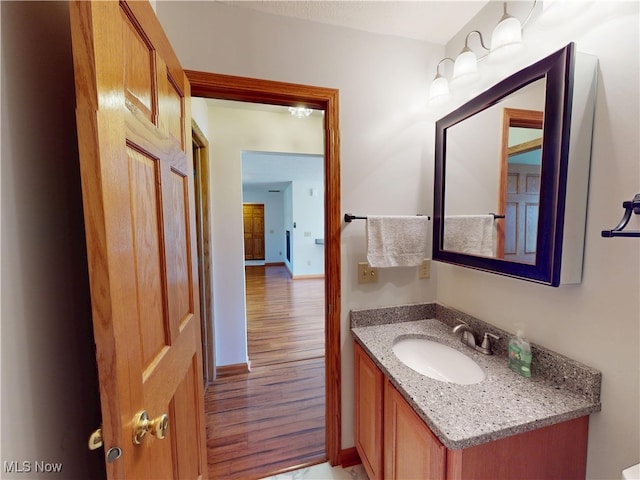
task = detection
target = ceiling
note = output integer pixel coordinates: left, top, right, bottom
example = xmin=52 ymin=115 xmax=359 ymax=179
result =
xmin=242 ymin=151 xmax=324 ymax=191
xmin=221 ymin=0 xmax=490 ymax=44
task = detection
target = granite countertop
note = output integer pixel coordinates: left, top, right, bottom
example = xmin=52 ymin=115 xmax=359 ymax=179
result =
xmin=351 ymin=305 xmax=602 ymax=451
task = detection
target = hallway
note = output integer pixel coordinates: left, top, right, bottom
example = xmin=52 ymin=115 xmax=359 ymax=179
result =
xmin=205 ymin=266 xmax=326 ymax=479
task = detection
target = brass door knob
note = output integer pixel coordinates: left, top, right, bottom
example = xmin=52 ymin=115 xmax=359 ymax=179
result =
xmin=133 ymin=410 xmax=169 ymax=445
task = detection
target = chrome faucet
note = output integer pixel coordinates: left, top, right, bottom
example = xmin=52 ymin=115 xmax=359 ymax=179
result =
xmin=453 ymin=321 xmax=477 ymax=348
xmin=452 ymin=321 xmax=500 ymax=355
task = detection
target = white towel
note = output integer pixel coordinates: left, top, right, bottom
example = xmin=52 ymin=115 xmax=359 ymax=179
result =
xmin=443 ymin=215 xmax=494 ymax=256
xmin=366 ymin=216 xmax=430 ymax=267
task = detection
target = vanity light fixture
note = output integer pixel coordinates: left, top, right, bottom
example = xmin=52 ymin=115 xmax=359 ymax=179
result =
xmin=427 ymin=1 xmax=537 ymax=106
xmin=488 ymin=2 xmax=526 ymax=62
xmin=427 ymin=57 xmax=454 ymax=106
xmin=288 ymin=106 xmax=313 ymax=118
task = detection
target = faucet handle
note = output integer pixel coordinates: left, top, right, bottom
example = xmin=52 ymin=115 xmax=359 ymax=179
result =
xmin=481 ymin=332 xmax=500 ymax=350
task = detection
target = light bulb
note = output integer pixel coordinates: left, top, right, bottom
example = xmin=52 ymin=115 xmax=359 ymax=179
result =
xmin=288 ymin=107 xmax=313 ymax=118
xmin=452 ymin=49 xmax=479 ymax=87
xmin=489 ymin=7 xmax=524 ymax=63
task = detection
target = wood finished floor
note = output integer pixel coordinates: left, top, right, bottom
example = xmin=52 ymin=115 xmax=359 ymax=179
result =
xmin=206 ymin=265 xmax=326 ymax=480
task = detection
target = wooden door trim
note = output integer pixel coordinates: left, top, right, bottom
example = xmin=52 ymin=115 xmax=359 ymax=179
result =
xmin=193 ymin=119 xmax=215 ymax=384
xmin=186 ymin=70 xmax=342 ymax=465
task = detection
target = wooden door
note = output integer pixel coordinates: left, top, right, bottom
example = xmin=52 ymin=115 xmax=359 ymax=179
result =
xmin=69 ymin=1 xmax=207 ymax=478
xmin=384 ymin=381 xmax=446 ymax=480
xmin=497 ymin=108 xmax=543 ymax=263
xmin=243 ymin=203 xmax=265 ymax=260
xmin=504 ymin=164 xmax=540 ymax=264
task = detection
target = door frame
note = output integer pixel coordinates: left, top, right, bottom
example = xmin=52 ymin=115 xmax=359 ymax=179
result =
xmin=192 ymin=120 xmax=216 ymax=384
xmin=186 ymin=70 xmax=342 ymax=465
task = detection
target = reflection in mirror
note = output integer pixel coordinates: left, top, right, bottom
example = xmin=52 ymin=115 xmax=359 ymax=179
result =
xmin=433 ymin=43 xmax=599 ymax=286
xmin=443 ymin=78 xmax=545 ymax=263
xmin=498 ymin=108 xmax=543 ymax=264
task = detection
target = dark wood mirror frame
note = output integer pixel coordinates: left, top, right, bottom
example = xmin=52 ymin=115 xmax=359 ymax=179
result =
xmin=433 ymin=43 xmax=576 ymax=286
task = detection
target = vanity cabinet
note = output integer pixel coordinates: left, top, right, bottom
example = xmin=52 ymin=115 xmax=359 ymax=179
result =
xmin=354 ymin=341 xmax=590 ymax=480
xmin=384 ymin=379 xmax=446 ymax=479
xmin=354 ymin=341 xmax=384 ymax=480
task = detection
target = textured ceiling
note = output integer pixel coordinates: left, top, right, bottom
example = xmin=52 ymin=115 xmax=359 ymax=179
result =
xmin=222 ymin=1 xmax=490 ymax=44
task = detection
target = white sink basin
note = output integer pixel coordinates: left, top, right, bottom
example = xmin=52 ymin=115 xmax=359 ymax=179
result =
xmin=392 ymin=337 xmax=486 ymax=385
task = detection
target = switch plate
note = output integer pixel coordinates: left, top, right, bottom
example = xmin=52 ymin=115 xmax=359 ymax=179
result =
xmin=418 ymin=259 xmax=431 ymax=279
xmin=358 ymin=262 xmax=378 ymax=284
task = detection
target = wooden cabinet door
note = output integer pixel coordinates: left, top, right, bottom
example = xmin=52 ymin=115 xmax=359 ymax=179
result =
xmin=69 ymin=1 xmax=207 ymax=477
xmin=354 ymin=343 xmax=384 ymax=480
xmin=384 ymin=380 xmax=446 ymax=480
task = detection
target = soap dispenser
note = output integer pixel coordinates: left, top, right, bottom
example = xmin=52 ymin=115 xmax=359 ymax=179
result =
xmin=508 ymin=330 xmax=532 ymax=378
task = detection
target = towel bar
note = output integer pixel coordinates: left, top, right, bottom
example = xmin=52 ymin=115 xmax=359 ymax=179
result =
xmin=344 ymin=214 xmax=367 ymax=222
xmin=344 ymin=213 xmax=431 ymax=223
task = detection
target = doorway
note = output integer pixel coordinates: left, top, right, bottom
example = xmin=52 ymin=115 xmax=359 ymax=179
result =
xmin=187 ymin=71 xmax=342 ymax=467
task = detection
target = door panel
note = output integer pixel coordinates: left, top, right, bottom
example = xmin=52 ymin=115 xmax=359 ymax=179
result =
xmin=165 ymin=167 xmax=193 ymax=331
xmin=69 ymin=1 xmax=207 ymax=478
xmin=173 ymin=356 xmax=205 ymax=479
xmin=505 ymin=164 xmax=540 ymax=263
xmin=127 ymin=147 xmax=168 ymax=366
xmin=123 ymin=8 xmax=155 ymax=120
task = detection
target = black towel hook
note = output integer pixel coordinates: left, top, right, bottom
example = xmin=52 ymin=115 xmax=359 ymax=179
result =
xmin=601 ymin=194 xmax=640 ymax=238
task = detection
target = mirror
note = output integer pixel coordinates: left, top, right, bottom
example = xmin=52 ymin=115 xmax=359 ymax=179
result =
xmin=433 ymin=43 xmax=598 ymax=286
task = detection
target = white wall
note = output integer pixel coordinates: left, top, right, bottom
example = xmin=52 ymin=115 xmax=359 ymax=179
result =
xmin=191 ymin=96 xmax=210 ymax=135
xmin=439 ymin=3 xmax=640 ymax=479
xmin=156 ymin=4 xmax=640 ymax=478
xmin=284 ymin=184 xmax=293 ymax=270
xmin=290 ymin=179 xmax=325 ymax=277
xmin=1 ymin=2 xmax=103 ymax=478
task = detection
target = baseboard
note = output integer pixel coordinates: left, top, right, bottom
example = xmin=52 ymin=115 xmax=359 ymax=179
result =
xmin=292 ymin=274 xmax=325 ymax=280
xmin=339 ymin=447 xmax=361 ymax=468
xmin=216 ymin=361 xmax=251 ymax=378
xmin=265 ymin=261 xmax=285 ymax=267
